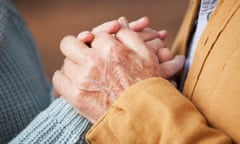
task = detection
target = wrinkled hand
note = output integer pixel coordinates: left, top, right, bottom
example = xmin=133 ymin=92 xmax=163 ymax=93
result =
xmin=53 ymin=29 xmax=184 ymax=123
xmin=53 ymin=18 xmax=185 ymax=123
xmin=53 ymin=30 xmax=161 ymax=123
xmin=77 ymin=17 xmax=183 ymax=78
xmin=77 ymin=17 xmax=170 ymax=62
xmin=54 ymin=17 xmax=173 ymax=98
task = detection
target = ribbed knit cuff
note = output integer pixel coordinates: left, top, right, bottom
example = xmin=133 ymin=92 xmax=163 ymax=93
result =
xmin=10 ymin=98 xmax=91 ymax=144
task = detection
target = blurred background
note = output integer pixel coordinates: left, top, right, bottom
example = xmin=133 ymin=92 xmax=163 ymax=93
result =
xmin=12 ymin=0 xmax=188 ymax=78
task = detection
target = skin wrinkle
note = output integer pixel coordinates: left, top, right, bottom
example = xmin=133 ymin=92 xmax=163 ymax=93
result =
xmin=109 ymin=48 xmax=132 ymax=91
xmin=72 ymin=42 xmax=161 ymax=121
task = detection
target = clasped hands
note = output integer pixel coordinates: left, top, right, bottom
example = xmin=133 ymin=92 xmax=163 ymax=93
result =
xmin=53 ymin=17 xmax=185 ymax=123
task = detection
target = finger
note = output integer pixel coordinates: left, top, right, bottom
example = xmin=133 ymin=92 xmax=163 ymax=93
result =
xmin=52 ymin=70 xmax=87 ymax=113
xmin=157 ymin=48 xmax=173 ymax=63
xmin=129 ymin=16 xmax=149 ymax=32
xmin=159 ymin=55 xmax=185 ymax=78
xmin=52 ymin=70 xmax=76 ymax=100
xmin=61 ymin=58 xmax=83 ymax=86
xmin=138 ymin=28 xmax=161 ymax=41
xmin=116 ymin=28 xmax=150 ymax=59
xmin=118 ymin=16 xmax=130 ymax=28
xmin=145 ymin=38 xmax=166 ymax=54
xmin=91 ymin=32 xmax=120 ymax=51
xmin=60 ymin=35 xmax=91 ymax=64
xmin=77 ymin=31 xmax=94 ymax=43
xmin=92 ymin=20 xmax=121 ymax=34
xmin=158 ymin=30 xmax=168 ymax=40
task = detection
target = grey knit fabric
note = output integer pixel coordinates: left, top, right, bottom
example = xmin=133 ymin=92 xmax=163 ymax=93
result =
xmin=0 ymin=0 xmax=91 ymax=143
xmin=10 ymin=98 xmax=91 ymax=144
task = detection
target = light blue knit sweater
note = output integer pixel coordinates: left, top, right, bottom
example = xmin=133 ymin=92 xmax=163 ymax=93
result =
xmin=10 ymin=99 xmax=91 ymax=144
xmin=0 ymin=0 xmax=91 ymax=143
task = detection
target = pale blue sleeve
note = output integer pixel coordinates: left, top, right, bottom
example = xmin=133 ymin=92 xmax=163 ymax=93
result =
xmin=9 ymin=98 xmax=91 ymax=144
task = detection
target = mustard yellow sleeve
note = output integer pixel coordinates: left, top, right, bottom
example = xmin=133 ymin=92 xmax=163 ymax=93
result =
xmin=86 ymin=78 xmax=232 ymax=144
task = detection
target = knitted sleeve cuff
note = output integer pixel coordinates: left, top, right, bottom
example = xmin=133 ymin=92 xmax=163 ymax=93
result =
xmin=10 ymin=98 xmax=92 ymax=144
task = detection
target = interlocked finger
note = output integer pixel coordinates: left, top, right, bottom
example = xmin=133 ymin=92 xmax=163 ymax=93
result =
xmin=116 ymin=28 xmax=150 ymax=59
xmin=60 ymin=35 xmax=92 ymax=64
xmin=91 ymin=32 xmax=121 ymax=52
xmin=145 ymin=38 xmax=166 ymax=54
xmin=157 ymin=48 xmax=173 ymax=63
xmin=138 ymin=28 xmax=161 ymax=41
xmin=61 ymin=58 xmax=84 ymax=86
xmin=129 ymin=17 xmax=149 ymax=32
xmin=159 ymin=55 xmax=185 ymax=78
xmin=92 ymin=20 xmax=121 ymax=34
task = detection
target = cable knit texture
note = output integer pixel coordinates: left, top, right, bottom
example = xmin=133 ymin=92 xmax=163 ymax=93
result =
xmin=0 ymin=0 xmax=91 ymax=143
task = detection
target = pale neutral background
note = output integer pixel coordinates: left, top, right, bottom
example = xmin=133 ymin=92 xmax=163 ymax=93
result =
xmin=12 ymin=0 xmax=189 ymax=78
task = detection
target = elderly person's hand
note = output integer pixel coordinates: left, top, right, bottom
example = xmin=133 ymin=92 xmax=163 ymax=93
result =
xmin=76 ymin=17 xmax=182 ymax=78
xmin=76 ymin=17 xmax=172 ymax=64
xmin=53 ymin=17 xmax=173 ymax=98
xmin=53 ymin=18 xmax=185 ymax=123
